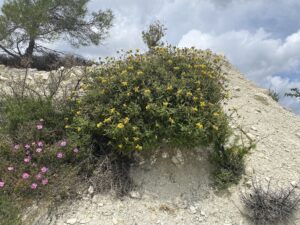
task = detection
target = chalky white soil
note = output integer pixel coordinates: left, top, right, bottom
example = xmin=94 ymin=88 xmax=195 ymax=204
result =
xmin=12 ymin=63 xmax=300 ymax=225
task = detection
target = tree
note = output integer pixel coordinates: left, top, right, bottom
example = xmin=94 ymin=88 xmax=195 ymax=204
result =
xmin=285 ymin=88 xmax=300 ymax=99
xmin=0 ymin=0 xmax=113 ymax=61
xmin=142 ymin=20 xmax=167 ymax=50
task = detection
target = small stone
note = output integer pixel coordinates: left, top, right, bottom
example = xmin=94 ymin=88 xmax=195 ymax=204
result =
xmin=98 ymin=202 xmax=104 ymax=207
xmin=171 ymin=149 xmax=184 ymax=166
xmin=162 ymin=152 xmax=169 ymax=159
xmin=291 ymin=181 xmax=298 ymax=187
xmin=295 ymin=133 xmax=300 ymax=138
xmin=0 ymin=76 xmax=8 ymax=81
xmin=171 ymin=156 xmax=180 ymax=165
xmin=189 ymin=206 xmax=197 ymax=214
xmin=251 ymin=126 xmax=258 ymax=131
xmin=129 ymin=191 xmax=142 ymax=199
xmin=112 ymin=218 xmax=118 ymax=225
xmin=66 ymin=218 xmax=77 ymax=224
xmin=79 ymin=218 xmax=91 ymax=224
xmin=234 ymin=86 xmax=241 ymax=91
xmin=246 ymin=133 xmax=256 ymax=141
xmin=88 ymin=185 xmax=94 ymax=195
xmin=102 ymin=211 xmax=113 ymax=216
xmin=200 ymin=210 xmax=206 ymax=217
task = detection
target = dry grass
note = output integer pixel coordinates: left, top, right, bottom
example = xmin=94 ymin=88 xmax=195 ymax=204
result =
xmin=241 ymin=179 xmax=300 ymax=225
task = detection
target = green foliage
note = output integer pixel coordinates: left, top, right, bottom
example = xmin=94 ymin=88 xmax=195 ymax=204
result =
xmin=142 ymin=21 xmax=167 ymax=50
xmin=268 ymin=89 xmax=279 ymax=102
xmin=70 ymin=47 xmax=229 ymax=155
xmin=0 ymin=122 xmax=87 ymax=197
xmin=211 ymin=143 xmax=252 ymax=189
xmin=0 ymin=96 xmax=71 ymax=143
xmin=0 ymin=0 xmax=113 ymax=59
xmin=0 ymin=193 xmax=21 ymax=225
xmin=285 ymin=88 xmax=300 ymax=99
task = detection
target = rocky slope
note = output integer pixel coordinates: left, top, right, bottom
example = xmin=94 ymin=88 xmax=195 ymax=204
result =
xmin=1 ymin=63 xmax=300 ymax=225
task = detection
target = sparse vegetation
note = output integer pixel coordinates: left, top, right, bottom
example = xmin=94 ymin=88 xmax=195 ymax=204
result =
xmin=285 ymin=88 xmax=300 ymax=99
xmin=0 ymin=193 xmax=21 ymax=225
xmin=268 ymin=89 xmax=280 ymax=102
xmin=241 ymin=180 xmax=300 ymax=225
xmin=142 ymin=21 xmax=167 ymax=50
xmin=211 ymin=143 xmax=253 ymax=189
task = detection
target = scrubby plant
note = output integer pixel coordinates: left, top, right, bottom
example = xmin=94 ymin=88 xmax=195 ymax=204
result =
xmin=268 ymin=89 xmax=279 ymax=102
xmin=70 ymin=46 xmax=229 ymax=155
xmin=142 ymin=20 xmax=167 ymax=50
xmin=241 ymin=180 xmax=300 ymax=225
xmin=0 ymin=121 xmax=87 ymax=196
xmin=285 ymin=88 xmax=300 ymax=99
xmin=0 ymin=193 xmax=21 ymax=225
xmin=0 ymin=96 xmax=71 ymax=143
xmin=211 ymin=143 xmax=252 ymax=189
xmin=68 ymin=46 xmax=250 ymax=187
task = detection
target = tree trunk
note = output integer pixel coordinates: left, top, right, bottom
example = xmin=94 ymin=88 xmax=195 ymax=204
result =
xmin=22 ymin=39 xmax=35 ymax=67
xmin=25 ymin=39 xmax=35 ymax=58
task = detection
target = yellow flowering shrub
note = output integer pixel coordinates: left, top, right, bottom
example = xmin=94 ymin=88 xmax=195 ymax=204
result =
xmin=70 ymin=46 xmax=230 ymax=153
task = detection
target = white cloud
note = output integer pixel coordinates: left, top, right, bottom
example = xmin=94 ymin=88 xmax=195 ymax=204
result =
xmin=178 ymin=28 xmax=300 ymax=113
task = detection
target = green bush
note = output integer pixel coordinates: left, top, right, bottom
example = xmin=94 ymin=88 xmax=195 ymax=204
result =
xmin=70 ymin=47 xmax=229 ymax=154
xmin=0 ymin=122 xmax=87 ymax=196
xmin=0 ymin=193 xmax=21 ymax=225
xmin=211 ymin=144 xmax=251 ymax=188
xmin=0 ymin=96 xmax=72 ymax=143
xmin=268 ymin=89 xmax=279 ymax=102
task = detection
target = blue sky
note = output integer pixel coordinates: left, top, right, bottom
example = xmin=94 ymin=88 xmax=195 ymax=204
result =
xmin=1 ymin=0 xmax=300 ymax=113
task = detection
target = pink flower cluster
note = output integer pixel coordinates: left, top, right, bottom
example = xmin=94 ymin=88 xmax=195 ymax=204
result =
xmin=0 ymin=120 xmax=80 ymax=191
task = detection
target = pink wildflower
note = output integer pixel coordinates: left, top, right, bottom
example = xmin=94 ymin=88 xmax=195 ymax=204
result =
xmin=42 ymin=179 xmax=48 ymax=185
xmin=7 ymin=166 xmax=14 ymax=171
xmin=59 ymin=140 xmax=67 ymax=147
xmin=22 ymin=173 xmax=30 ymax=180
xmin=24 ymin=157 xmax=31 ymax=163
xmin=14 ymin=144 xmax=20 ymax=150
xmin=31 ymin=183 xmax=38 ymax=189
xmin=41 ymin=167 xmax=48 ymax=173
xmin=73 ymin=148 xmax=79 ymax=153
xmin=36 ymin=148 xmax=43 ymax=153
xmin=37 ymin=141 xmax=43 ymax=147
xmin=0 ymin=181 xmax=4 ymax=188
xmin=57 ymin=152 xmax=64 ymax=158
xmin=35 ymin=173 xmax=43 ymax=180
xmin=36 ymin=124 xmax=43 ymax=130
xmin=24 ymin=144 xmax=30 ymax=149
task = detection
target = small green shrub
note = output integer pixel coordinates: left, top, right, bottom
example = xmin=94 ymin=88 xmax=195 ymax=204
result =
xmin=0 ymin=122 xmax=87 ymax=196
xmin=0 ymin=193 xmax=21 ymax=225
xmin=0 ymin=96 xmax=72 ymax=143
xmin=70 ymin=47 xmax=229 ymax=154
xmin=211 ymin=143 xmax=252 ymax=188
xmin=268 ymin=89 xmax=279 ymax=102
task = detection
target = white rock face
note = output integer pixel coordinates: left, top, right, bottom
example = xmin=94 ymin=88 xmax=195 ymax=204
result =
xmin=17 ymin=62 xmax=300 ymax=225
xmin=66 ymin=218 xmax=77 ymax=224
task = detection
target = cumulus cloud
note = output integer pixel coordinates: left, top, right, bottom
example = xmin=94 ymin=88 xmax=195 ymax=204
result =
xmin=178 ymin=28 xmax=300 ymax=112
